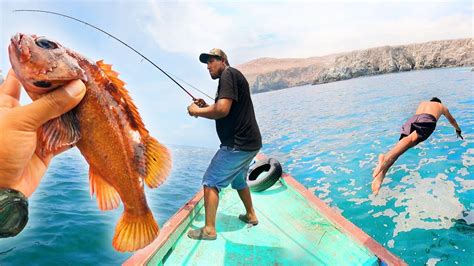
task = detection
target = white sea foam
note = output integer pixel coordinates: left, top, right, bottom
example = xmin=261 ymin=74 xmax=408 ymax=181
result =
xmin=359 ymin=153 xmax=376 ymax=168
xmin=461 ymin=148 xmax=474 ymax=167
xmin=317 ymin=165 xmax=336 ymax=175
xmin=316 ymin=177 xmax=327 ymax=184
xmin=415 ymin=156 xmax=448 ymax=171
xmin=454 ymin=177 xmax=474 ymax=193
xmin=348 ymin=197 xmax=370 ymax=205
xmin=373 ymin=208 xmax=398 ymax=218
xmin=323 ymin=198 xmax=334 ymax=205
xmin=369 ymin=171 xmax=464 ymax=237
xmin=418 ymin=151 xmax=427 ymax=156
xmin=338 ymin=167 xmax=353 ymax=174
xmin=390 ymin=173 xmax=463 ymax=237
xmin=426 ymin=258 xmax=441 ymax=266
xmin=342 ymin=191 xmax=356 ymax=196
xmin=456 ymin=168 xmax=469 ymax=176
xmin=316 ymin=182 xmax=331 ymax=199
xmin=349 ymin=178 xmax=356 ymax=186
xmin=387 ymin=239 xmax=395 ymax=248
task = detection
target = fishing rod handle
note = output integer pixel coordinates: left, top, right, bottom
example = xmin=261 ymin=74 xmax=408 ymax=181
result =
xmin=194 ymin=98 xmax=209 ymax=108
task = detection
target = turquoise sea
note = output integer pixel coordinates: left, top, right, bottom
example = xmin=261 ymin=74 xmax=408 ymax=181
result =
xmin=0 ymin=68 xmax=472 ymax=265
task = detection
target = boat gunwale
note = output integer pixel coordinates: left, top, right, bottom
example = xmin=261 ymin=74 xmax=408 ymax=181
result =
xmin=123 ymin=190 xmax=204 ymax=266
xmin=124 ymin=173 xmax=406 ymax=266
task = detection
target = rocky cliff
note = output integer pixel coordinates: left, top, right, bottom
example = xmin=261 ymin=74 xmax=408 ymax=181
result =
xmin=237 ymin=39 xmax=473 ymax=93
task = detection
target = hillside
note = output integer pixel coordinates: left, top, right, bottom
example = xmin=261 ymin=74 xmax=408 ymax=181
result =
xmin=237 ymin=39 xmax=473 ymax=93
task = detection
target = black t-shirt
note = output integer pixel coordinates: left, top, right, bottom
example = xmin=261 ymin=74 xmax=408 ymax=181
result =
xmin=215 ymin=67 xmax=262 ymax=151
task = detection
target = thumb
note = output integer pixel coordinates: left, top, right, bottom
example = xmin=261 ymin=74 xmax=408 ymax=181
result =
xmin=14 ymin=80 xmax=86 ymax=131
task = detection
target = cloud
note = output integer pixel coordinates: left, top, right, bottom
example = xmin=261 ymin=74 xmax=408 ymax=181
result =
xmin=142 ymin=1 xmax=472 ymax=64
xmin=141 ymin=1 xmax=236 ymax=57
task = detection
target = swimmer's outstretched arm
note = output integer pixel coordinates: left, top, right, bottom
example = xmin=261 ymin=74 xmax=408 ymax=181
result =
xmin=443 ymin=105 xmax=462 ymax=139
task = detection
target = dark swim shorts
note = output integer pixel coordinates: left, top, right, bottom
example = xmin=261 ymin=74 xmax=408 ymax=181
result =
xmin=399 ymin=113 xmax=437 ymax=143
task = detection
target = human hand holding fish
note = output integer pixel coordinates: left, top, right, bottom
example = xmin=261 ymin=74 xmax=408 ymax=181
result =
xmin=8 ymin=33 xmax=172 ymax=252
xmin=0 ymin=69 xmax=86 ymax=197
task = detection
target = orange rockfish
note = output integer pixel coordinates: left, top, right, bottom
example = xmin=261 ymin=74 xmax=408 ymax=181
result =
xmin=8 ymin=33 xmax=171 ymax=252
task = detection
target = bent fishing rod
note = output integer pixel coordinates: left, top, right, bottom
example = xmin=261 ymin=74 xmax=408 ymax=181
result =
xmin=13 ymin=9 xmax=214 ymax=101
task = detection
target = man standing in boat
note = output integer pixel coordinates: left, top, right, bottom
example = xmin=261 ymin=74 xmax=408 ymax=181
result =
xmin=187 ymin=48 xmax=262 ymax=240
xmin=372 ymin=97 xmax=463 ymax=195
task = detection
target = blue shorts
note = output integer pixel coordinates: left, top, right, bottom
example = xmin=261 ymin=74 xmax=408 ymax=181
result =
xmin=202 ymin=146 xmax=259 ymax=192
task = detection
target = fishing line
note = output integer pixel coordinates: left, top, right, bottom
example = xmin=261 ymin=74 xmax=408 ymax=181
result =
xmin=13 ymin=9 xmax=214 ymax=101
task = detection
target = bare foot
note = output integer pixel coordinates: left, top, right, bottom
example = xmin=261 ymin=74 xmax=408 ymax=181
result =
xmin=372 ymin=154 xmax=385 ymax=178
xmin=239 ymin=213 xmax=258 ymax=225
xmin=371 ymin=170 xmax=385 ymax=195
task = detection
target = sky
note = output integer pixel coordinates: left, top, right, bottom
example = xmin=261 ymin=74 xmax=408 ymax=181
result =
xmin=0 ymin=0 xmax=472 ymax=148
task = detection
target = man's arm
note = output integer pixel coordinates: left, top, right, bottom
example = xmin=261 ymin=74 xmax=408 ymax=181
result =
xmin=443 ymin=106 xmax=463 ymax=139
xmin=188 ymin=98 xmax=232 ymax=120
xmin=443 ymin=106 xmax=461 ymax=131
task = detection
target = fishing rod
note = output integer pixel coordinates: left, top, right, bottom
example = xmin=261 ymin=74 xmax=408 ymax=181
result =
xmin=13 ymin=9 xmax=214 ymax=101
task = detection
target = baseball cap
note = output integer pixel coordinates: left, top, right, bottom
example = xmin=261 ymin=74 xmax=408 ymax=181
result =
xmin=199 ymin=48 xmax=228 ymax=64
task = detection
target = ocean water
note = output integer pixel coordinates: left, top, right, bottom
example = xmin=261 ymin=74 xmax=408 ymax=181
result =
xmin=0 ymin=68 xmax=472 ymax=265
xmin=251 ymin=67 xmax=473 ymax=266
xmin=0 ymin=145 xmax=215 ymax=264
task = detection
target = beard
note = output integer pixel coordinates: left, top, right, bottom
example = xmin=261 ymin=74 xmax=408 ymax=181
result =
xmin=210 ymin=72 xmax=219 ymax=80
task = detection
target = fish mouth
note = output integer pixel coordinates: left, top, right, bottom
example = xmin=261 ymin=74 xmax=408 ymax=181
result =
xmin=10 ymin=33 xmax=23 ymax=47
xmin=9 ymin=33 xmax=30 ymax=63
xmin=9 ymin=33 xmax=58 ymax=76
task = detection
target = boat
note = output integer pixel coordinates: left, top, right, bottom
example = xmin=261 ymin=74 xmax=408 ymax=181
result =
xmin=124 ymin=156 xmax=405 ymax=265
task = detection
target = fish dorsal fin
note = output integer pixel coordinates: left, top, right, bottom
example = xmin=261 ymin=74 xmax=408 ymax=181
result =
xmin=37 ymin=111 xmax=81 ymax=157
xmin=89 ymin=167 xmax=121 ymax=211
xmin=144 ymin=136 xmax=172 ymax=188
xmin=96 ymin=60 xmax=147 ymax=135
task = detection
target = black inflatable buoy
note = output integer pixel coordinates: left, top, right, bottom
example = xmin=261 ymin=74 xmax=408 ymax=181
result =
xmin=246 ymin=158 xmax=283 ymax=192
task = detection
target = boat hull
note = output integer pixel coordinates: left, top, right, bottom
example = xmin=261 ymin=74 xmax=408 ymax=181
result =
xmin=124 ymin=172 xmax=405 ymax=265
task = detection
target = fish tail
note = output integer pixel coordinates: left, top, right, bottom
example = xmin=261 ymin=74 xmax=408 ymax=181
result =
xmin=112 ymin=209 xmax=159 ymax=252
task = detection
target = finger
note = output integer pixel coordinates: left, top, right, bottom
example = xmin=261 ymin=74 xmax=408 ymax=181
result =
xmin=0 ymin=69 xmax=21 ymax=100
xmin=12 ymin=80 xmax=86 ymax=131
xmin=0 ymin=94 xmax=20 ymax=109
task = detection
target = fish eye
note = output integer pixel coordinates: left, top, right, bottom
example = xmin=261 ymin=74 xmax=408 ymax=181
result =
xmin=35 ymin=37 xmax=58 ymax=49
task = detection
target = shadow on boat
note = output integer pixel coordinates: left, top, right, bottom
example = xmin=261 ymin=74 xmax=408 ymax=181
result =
xmin=221 ymin=236 xmax=321 ymax=265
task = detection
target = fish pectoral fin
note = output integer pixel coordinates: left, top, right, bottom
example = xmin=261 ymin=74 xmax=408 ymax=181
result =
xmin=113 ymin=210 xmax=158 ymax=252
xmin=144 ymin=136 xmax=172 ymax=188
xmin=37 ymin=111 xmax=81 ymax=156
xmin=89 ymin=167 xmax=120 ymax=211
